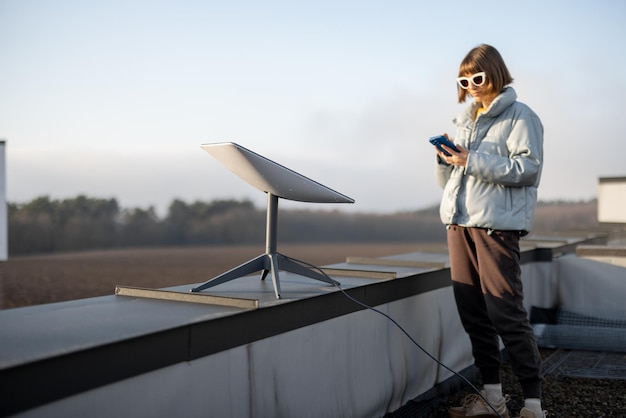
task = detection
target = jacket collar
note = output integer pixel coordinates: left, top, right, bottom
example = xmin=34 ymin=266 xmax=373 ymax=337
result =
xmin=455 ymin=86 xmax=517 ymax=127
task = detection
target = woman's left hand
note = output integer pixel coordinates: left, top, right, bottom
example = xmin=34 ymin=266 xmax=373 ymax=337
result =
xmin=437 ymin=144 xmax=469 ymax=167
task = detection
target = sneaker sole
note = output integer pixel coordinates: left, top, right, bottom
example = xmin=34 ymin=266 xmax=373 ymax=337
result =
xmin=448 ymin=407 xmax=511 ymax=418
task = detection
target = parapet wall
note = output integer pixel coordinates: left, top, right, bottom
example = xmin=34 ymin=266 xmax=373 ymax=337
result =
xmin=1 ymin=232 xmax=617 ymax=418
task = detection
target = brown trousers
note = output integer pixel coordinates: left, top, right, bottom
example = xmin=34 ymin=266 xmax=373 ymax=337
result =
xmin=447 ymin=226 xmax=542 ymax=399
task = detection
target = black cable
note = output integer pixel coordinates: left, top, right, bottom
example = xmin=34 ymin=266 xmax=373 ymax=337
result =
xmin=284 ymin=254 xmax=506 ymax=418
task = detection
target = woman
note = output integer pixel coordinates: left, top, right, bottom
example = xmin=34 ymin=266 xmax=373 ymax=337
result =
xmin=434 ymin=44 xmax=546 ymax=418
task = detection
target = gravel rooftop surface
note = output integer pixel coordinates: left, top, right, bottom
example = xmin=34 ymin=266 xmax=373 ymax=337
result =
xmin=386 ymin=349 xmax=626 ymax=418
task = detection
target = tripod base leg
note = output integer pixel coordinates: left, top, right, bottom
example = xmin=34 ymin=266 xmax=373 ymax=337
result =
xmin=191 ymin=252 xmax=338 ymax=298
xmin=268 ymin=253 xmax=281 ymax=299
xmin=191 ymin=255 xmax=269 ymax=293
xmin=277 ymin=254 xmax=340 ymax=286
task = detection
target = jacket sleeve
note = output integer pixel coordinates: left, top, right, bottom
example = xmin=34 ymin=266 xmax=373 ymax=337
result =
xmin=435 ymin=155 xmax=454 ymax=189
xmin=464 ymin=107 xmax=543 ymax=188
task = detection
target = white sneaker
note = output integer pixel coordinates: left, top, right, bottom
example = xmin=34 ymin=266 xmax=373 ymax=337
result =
xmin=448 ymin=390 xmax=511 ymax=417
xmin=518 ymin=407 xmax=547 ymax=418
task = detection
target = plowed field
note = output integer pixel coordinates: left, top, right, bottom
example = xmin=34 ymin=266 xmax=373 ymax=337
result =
xmin=1 ymin=243 xmax=446 ymax=309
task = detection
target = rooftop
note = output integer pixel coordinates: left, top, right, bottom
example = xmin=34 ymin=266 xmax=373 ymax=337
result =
xmin=1 ymin=230 xmax=625 ymax=417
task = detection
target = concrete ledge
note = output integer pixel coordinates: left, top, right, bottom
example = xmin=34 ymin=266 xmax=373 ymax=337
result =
xmin=576 ymin=245 xmax=626 ymax=257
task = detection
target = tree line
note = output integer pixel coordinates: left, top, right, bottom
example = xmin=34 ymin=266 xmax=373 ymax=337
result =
xmin=8 ymin=195 xmax=600 ymax=256
xmin=8 ymin=195 xmax=445 ymax=256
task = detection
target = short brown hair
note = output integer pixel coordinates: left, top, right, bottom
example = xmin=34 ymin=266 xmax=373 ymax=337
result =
xmin=457 ymin=44 xmax=513 ymax=103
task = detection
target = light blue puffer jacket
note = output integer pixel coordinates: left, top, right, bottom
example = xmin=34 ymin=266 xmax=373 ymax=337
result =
xmin=436 ymin=87 xmax=543 ymax=234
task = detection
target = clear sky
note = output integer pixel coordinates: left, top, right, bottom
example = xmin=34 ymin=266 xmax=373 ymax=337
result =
xmin=2 ymin=0 xmax=625 ymax=216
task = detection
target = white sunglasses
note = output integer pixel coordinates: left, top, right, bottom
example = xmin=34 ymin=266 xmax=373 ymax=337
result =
xmin=456 ymin=72 xmax=486 ymax=89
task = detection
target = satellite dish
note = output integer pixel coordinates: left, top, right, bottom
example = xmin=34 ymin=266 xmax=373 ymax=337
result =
xmin=191 ymin=142 xmax=354 ymax=299
xmin=201 ymin=142 xmax=354 ymax=203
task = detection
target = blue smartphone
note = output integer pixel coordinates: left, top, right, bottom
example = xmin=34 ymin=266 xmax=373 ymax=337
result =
xmin=429 ymin=135 xmax=459 ymax=157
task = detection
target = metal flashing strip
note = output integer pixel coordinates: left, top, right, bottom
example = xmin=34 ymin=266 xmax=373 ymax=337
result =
xmin=345 ymin=256 xmax=446 ymax=269
xmin=599 ymin=176 xmax=626 ymax=183
xmin=319 ymin=268 xmax=396 ymax=280
xmin=115 ymin=286 xmax=259 ymax=309
xmin=576 ymin=244 xmax=626 ymax=257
